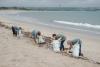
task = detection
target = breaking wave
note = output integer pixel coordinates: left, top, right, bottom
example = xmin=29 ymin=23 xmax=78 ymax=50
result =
xmin=54 ymin=20 xmax=100 ymax=29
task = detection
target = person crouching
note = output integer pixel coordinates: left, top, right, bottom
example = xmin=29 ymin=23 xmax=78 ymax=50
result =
xmin=67 ymin=39 xmax=83 ymax=57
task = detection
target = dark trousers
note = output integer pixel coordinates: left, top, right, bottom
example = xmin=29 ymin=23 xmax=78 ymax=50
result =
xmin=12 ymin=27 xmax=17 ymax=36
xmin=60 ymin=40 xmax=65 ymax=51
xmin=79 ymin=44 xmax=81 ymax=56
xmin=78 ymin=40 xmax=82 ymax=56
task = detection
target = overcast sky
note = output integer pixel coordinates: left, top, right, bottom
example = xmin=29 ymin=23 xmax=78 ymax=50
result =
xmin=0 ymin=0 xmax=100 ymax=7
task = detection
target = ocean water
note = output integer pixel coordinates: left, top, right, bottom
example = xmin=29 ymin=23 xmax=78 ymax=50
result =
xmin=0 ymin=11 xmax=100 ymax=35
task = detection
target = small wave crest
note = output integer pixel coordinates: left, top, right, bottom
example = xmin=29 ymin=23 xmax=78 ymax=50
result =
xmin=54 ymin=20 xmax=100 ymax=29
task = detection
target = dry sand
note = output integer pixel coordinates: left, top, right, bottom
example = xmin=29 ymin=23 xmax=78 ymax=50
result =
xmin=0 ymin=24 xmax=100 ymax=67
xmin=0 ymin=10 xmax=100 ymax=67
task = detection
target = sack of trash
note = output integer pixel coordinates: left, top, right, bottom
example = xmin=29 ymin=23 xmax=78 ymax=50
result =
xmin=72 ymin=42 xmax=80 ymax=57
xmin=52 ymin=40 xmax=60 ymax=52
xmin=37 ymin=36 xmax=45 ymax=44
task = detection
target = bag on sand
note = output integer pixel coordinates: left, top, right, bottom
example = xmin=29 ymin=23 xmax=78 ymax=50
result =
xmin=72 ymin=41 xmax=80 ymax=57
xmin=52 ymin=40 xmax=60 ymax=52
xmin=37 ymin=36 xmax=45 ymax=44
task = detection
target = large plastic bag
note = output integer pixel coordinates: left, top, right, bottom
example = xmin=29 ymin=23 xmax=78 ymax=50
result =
xmin=72 ymin=42 xmax=80 ymax=57
xmin=52 ymin=40 xmax=60 ymax=52
xmin=18 ymin=29 xmax=23 ymax=37
xmin=37 ymin=36 xmax=45 ymax=44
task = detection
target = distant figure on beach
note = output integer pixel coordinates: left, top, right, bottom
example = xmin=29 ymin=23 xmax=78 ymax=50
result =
xmin=32 ymin=30 xmax=40 ymax=43
xmin=11 ymin=26 xmax=22 ymax=38
xmin=51 ymin=36 xmax=60 ymax=52
xmin=11 ymin=26 xmax=19 ymax=36
xmin=67 ymin=39 xmax=83 ymax=57
xmin=32 ymin=30 xmax=45 ymax=45
xmin=52 ymin=34 xmax=66 ymax=51
xmin=12 ymin=26 xmax=17 ymax=36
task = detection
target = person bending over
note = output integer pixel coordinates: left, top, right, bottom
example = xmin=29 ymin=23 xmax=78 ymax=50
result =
xmin=67 ymin=39 xmax=83 ymax=57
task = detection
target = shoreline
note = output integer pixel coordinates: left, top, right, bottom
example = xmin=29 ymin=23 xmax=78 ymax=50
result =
xmin=0 ymin=10 xmax=100 ymax=37
xmin=0 ymin=10 xmax=100 ymax=66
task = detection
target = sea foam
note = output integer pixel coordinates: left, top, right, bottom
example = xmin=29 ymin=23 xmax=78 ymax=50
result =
xmin=54 ymin=20 xmax=100 ymax=29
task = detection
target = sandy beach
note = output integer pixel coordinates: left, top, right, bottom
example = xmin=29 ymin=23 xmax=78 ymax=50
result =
xmin=0 ymin=10 xmax=100 ymax=67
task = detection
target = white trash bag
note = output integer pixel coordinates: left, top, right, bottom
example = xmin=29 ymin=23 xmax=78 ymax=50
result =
xmin=37 ymin=36 xmax=45 ymax=44
xmin=72 ymin=42 xmax=80 ymax=57
xmin=52 ymin=40 xmax=60 ymax=52
xmin=17 ymin=29 xmax=23 ymax=38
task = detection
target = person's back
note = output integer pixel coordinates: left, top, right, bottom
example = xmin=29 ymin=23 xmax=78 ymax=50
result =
xmin=32 ymin=30 xmax=36 ymax=38
xmin=32 ymin=30 xmax=40 ymax=43
xmin=72 ymin=39 xmax=81 ymax=45
xmin=32 ymin=30 xmax=40 ymax=38
xmin=57 ymin=34 xmax=66 ymax=41
xmin=67 ymin=39 xmax=83 ymax=57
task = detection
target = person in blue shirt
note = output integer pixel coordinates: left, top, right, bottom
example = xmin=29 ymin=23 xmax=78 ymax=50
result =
xmin=31 ymin=30 xmax=40 ymax=43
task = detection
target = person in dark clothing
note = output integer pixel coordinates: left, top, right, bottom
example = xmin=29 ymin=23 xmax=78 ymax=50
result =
xmin=12 ymin=26 xmax=17 ymax=36
xmin=67 ymin=39 xmax=83 ymax=56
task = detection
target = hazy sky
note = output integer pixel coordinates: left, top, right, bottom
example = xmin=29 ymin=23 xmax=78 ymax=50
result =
xmin=0 ymin=0 xmax=100 ymax=7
